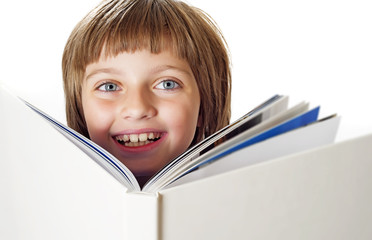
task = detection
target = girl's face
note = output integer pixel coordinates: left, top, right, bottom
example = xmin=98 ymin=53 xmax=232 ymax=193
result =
xmin=81 ymin=49 xmax=200 ymax=180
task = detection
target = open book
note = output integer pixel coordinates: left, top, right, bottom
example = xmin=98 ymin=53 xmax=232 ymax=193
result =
xmin=3 ymin=85 xmax=372 ymax=240
xmin=14 ymin=87 xmax=339 ymax=193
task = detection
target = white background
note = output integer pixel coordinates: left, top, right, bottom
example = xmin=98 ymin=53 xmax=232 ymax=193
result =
xmin=1 ymin=0 xmax=371 ymax=142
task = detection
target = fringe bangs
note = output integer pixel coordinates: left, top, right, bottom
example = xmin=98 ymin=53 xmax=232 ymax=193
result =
xmin=78 ymin=0 xmax=197 ymax=67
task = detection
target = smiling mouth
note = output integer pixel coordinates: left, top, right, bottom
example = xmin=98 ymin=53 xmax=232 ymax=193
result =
xmin=115 ymin=132 xmax=162 ymax=147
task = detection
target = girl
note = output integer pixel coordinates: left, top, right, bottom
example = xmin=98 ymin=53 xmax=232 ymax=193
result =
xmin=62 ymin=0 xmax=231 ymax=186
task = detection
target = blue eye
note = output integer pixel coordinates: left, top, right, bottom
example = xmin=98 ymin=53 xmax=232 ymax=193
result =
xmin=98 ymin=82 xmax=119 ymax=92
xmin=156 ymin=80 xmax=180 ymax=90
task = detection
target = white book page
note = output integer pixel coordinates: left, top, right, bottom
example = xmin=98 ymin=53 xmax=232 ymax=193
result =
xmin=23 ymin=97 xmax=140 ymax=191
xmin=147 ymin=101 xmax=309 ymax=192
xmin=167 ymin=116 xmax=340 ymax=189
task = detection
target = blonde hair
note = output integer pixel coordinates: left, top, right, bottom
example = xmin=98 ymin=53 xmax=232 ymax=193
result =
xmin=62 ymin=0 xmax=231 ymax=145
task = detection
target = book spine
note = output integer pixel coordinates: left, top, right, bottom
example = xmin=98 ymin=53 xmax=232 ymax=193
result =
xmin=123 ymin=192 xmax=159 ymax=240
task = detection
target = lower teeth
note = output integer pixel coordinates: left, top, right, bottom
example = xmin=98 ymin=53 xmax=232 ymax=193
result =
xmin=124 ymin=140 xmax=151 ymax=147
xmin=118 ymin=137 xmax=160 ymax=147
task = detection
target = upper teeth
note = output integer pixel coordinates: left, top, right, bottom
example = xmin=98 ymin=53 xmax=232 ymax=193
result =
xmin=116 ymin=132 xmax=160 ymax=143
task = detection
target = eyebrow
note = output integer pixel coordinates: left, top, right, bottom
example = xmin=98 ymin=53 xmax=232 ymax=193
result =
xmin=85 ymin=68 xmax=123 ymax=81
xmin=149 ymin=64 xmax=193 ymax=77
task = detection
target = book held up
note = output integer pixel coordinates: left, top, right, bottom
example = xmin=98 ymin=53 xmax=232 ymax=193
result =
xmin=1 ymin=86 xmax=371 ymax=240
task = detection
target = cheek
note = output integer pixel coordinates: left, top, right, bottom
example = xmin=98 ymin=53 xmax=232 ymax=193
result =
xmin=83 ymin=99 xmax=115 ymax=142
xmin=161 ymin=99 xmax=200 ymax=148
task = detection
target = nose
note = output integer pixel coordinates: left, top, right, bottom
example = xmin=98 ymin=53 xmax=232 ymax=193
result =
xmin=120 ymin=88 xmax=157 ymax=120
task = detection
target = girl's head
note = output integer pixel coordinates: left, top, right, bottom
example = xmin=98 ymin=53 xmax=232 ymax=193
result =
xmin=62 ymin=0 xmax=231 ymax=181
